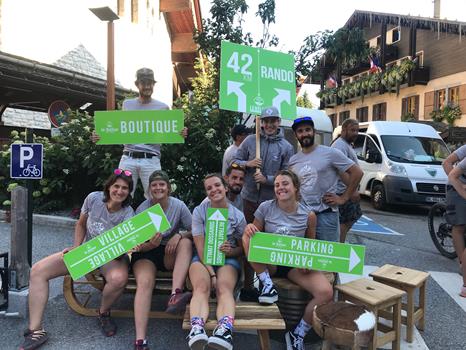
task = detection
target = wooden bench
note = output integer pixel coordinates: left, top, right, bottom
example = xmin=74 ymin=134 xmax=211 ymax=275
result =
xmin=63 ymin=270 xmax=183 ymax=319
xmin=182 ymin=302 xmax=285 ymax=350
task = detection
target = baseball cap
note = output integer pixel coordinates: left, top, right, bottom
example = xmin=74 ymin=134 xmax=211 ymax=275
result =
xmin=149 ymin=170 xmax=170 ymax=184
xmin=231 ymin=124 xmax=249 ymax=139
xmin=292 ymin=116 xmax=314 ymax=131
xmin=135 ymin=68 xmax=156 ymax=83
xmin=260 ymin=106 xmax=280 ymax=119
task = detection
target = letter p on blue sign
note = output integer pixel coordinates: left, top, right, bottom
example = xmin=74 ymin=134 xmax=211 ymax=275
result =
xmin=10 ymin=143 xmax=43 ymax=179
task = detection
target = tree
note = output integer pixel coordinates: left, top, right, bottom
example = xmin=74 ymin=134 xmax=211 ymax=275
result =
xmin=297 ymin=91 xmax=313 ymax=108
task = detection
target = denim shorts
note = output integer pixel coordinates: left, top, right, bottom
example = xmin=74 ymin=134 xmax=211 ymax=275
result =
xmin=191 ymin=254 xmax=242 ymax=274
xmin=316 ymin=211 xmax=339 ymax=242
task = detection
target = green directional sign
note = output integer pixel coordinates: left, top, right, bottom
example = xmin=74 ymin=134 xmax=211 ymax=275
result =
xmin=94 ymin=110 xmax=184 ymax=144
xmin=204 ymin=208 xmax=228 ymax=266
xmin=219 ymin=41 xmax=297 ymax=119
xmin=248 ymin=233 xmax=365 ymax=275
xmin=63 ymin=204 xmax=171 ymax=280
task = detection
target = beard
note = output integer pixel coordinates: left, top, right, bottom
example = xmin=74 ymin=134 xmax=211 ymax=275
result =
xmin=298 ymin=134 xmax=315 ymax=148
xmin=228 ymin=184 xmax=242 ymax=195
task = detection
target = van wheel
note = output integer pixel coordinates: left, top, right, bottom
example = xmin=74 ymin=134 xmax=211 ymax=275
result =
xmin=371 ymin=184 xmax=387 ymax=210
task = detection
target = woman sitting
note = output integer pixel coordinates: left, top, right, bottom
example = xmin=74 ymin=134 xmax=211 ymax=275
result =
xmin=130 ymin=170 xmax=193 ymax=350
xmin=187 ymin=174 xmax=246 ymax=350
xmin=21 ymin=169 xmax=134 ymax=350
xmin=242 ymin=169 xmax=333 ymax=350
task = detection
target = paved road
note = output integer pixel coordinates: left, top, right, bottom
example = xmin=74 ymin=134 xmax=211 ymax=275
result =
xmin=0 ymin=199 xmax=465 ymax=350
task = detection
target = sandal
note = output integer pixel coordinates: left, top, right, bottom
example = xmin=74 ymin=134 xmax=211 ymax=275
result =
xmin=460 ymin=285 xmax=466 ymax=298
xmin=97 ymin=310 xmax=117 ymax=337
xmin=20 ymin=328 xmax=49 ymax=350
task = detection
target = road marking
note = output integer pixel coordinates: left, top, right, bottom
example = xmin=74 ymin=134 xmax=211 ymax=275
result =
xmin=340 ymin=265 xmax=429 ymax=350
xmin=351 ymin=215 xmax=403 ymax=235
xmin=429 ymin=271 xmax=466 ymax=312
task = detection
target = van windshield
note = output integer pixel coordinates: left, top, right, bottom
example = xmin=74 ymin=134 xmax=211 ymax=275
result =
xmin=381 ymin=135 xmax=449 ymax=164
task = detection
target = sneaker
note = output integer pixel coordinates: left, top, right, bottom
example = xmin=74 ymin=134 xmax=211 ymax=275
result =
xmin=187 ymin=326 xmax=208 ymax=350
xmin=20 ymin=329 xmax=49 ymax=350
xmin=208 ymin=324 xmax=233 ymax=350
xmin=285 ymin=331 xmax=305 ymax=350
xmin=239 ymin=287 xmax=260 ymax=302
xmin=166 ymin=289 xmax=192 ymax=314
xmin=134 ymin=339 xmax=150 ymax=350
xmin=258 ymin=284 xmax=278 ymax=304
xmin=97 ymin=311 xmax=117 ymax=337
xmin=460 ymin=285 xmax=466 ymax=298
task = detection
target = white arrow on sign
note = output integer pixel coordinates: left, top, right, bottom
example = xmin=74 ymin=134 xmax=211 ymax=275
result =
xmin=227 ymin=81 xmax=247 ymax=112
xmin=208 ymin=209 xmax=227 ymax=222
xmin=349 ymin=247 xmax=361 ymax=272
xmin=148 ymin=212 xmax=162 ymax=231
xmin=272 ymin=88 xmax=291 ymax=112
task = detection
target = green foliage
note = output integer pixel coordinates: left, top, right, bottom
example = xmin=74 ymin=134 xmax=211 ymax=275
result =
xmin=325 ymin=28 xmax=370 ymax=71
xmin=296 ymin=91 xmax=313 ymax=108
xmin=0 ymin=110 xmax=122 ymax=211
xmin=430 ymin=104 xmax=462 ymax=126
xmin=401 ymin=112 xmax=416 ymax=122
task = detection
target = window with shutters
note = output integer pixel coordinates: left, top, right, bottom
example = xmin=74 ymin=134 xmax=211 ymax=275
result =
xmin=401 ymin=95 xmax=419 ymax=120
xmin=339 ymin=111 xmax=350 ymax=125
xmin=131 ymin=0 xmax=138 ymax=23
xmin=449 ymin=86 xmax=460 ymax=106
xmin=434 ymin=89 xmax=446 ymax=110
xmin=372 ymin=103 xmax=387 ymax=121
xmin=356 ymin=106 xmax=368 ymax=122
xmin=328 ymin=113 xmax=337 ymax=128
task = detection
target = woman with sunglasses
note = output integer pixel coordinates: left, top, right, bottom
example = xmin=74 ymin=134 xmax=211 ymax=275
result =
xmin=242 ymin=170 xmax=333 ymax=350
xmin=130 ymin=170 xmax=193 ymax=350
xmin=20 ymin=169 xmax=134 ymax=350
xmin=187 ymin=174 xmax=246 ymax=350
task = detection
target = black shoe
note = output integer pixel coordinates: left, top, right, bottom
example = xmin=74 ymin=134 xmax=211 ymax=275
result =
xmin=186 ymin=326 xmax=208 ymax=350
xmin=239 ymin=287 xmax=260 ymax=302
xmin=208 ymin=324 xmax=233 ymax=350
xmin=285 ymin=331 xmax=305 ymax=350
xmin=20 ymin=329 xmax=49 ymax=350
xmin=258 ymin=284 xmax=278 ymax=304
xmin=134 ymin=339 xmax=150 ymax=350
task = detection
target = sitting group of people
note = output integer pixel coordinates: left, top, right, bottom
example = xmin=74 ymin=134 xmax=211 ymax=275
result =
xmin=21 ymin=112 xmax=365 ymax=350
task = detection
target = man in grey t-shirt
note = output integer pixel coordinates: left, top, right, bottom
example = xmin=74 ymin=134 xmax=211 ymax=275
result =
xmin=289 ymin=117 xmax=363 ymax=242
xmin=331 ymin=119 xmax=363 ymax=242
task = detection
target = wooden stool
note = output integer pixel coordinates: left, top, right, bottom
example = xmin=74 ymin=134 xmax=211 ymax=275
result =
xmin=312 ymin=301 xmax=375 ymax=350
xmin=369 ymin=264 xmax=429 ymax=343
xmin=336 ymin=278 xmax=405 ymax=350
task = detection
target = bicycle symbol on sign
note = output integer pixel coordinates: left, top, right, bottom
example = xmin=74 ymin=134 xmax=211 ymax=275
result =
xmin=22 ymin=164 xmax=41 ymax=177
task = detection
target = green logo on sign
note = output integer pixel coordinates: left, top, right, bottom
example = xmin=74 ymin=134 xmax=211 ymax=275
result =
xmin=204 ymin=208 xmax=228 ymax=266
xmin=63 ymin=204 xmax=171 ymax=280
xmin=248 ymin=233 xmax=365 ymax=275
xmin=94 ymin=110 xmax=185 ymax=145
xmin=219 ymin=41 xmax=297 ymax=119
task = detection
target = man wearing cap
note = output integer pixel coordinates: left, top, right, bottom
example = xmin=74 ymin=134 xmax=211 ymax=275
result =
xmin=234 ymin=106 xmax=294 ymax=301
xmin=289 ymin=116 xmax=363 ymax=242
xmin=222 ymin=125 xmax=250 ymax=176
xmin=93 ymin=68 xmax=187 ymax=198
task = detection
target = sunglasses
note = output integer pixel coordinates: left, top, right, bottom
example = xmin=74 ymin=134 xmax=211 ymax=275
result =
xmin=294 ymin=116 xmax=313 ymax=124
xmin=231 ymin=163 xmax=245 ymax=171
xmin=114 ymin=168 xmax=132 ymax=177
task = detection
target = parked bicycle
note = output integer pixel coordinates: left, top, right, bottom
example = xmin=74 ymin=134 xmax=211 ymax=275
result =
xmin=428 ymin=202 xmax=458 ymax=259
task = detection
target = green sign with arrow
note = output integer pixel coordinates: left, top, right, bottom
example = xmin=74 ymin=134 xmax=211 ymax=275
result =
xmin=63 ymin=204 xmax=171 ymax=280
xmin=94 ymin=110 xmax=184 ymax=145
xmin=204 ymin=208 xmax=228 ymax=266
xmin=219 ymin=41 xmax=297 ymax=119
xmin=248 ymin=233 xmax=365 ymax=275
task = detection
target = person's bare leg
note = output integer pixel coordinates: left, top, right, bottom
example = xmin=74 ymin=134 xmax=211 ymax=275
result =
xmin=188 ymin=263 xmax=210 ymax=321
xmin=339 ymin=222 xmax=353 ymax=243
xmin=215 ymin=266 xmax=237 ymax=320
xmin=133 ymin=259 xmax=156 ymax=340
xmin=164 ymin=238 xmax=192 ymax=292
xmin=99 ymin=258 xmax=129 ymax=313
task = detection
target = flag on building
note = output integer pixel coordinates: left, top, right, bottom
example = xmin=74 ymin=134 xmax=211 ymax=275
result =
xmin=326 ymin=76 xmax=338 ymax=88
xmin=369 ymin=55 xmax=382 ymax=73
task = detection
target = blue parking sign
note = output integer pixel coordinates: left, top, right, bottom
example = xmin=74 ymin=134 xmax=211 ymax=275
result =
xmin=10 ymin=144 xmax=43 ymax=179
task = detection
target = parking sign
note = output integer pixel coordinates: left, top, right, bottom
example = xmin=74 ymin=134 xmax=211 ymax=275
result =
xmin=10 ymin=144 xmax=43 ymax=179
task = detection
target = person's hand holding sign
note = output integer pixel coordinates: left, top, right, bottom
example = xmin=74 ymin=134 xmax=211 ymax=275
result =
xmin=180 ymin=127 xmax=188 ymax=139
xmin=219 ymin=241 xmax=233 ymax=256
xmin=90 ymin=131 xmax=101 ymax=143
xmin=246 ymin=158 xmax=262 ymax=169
xmin=244 ymin=223 xmax=259 ymax=239
xmin=149 ymin=232 xmax=163 ymax=248
xmin=253 ymin=171 xmax=267 ymax=184
xmin=165 ymin=233 xmax=181 ymax=255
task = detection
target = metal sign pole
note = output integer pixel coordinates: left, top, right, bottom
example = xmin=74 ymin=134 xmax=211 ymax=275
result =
xmin=25 ymin=128 xmax=33 ymax=267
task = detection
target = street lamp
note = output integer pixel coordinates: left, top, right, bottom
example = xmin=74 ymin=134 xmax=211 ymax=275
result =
xmin=89 ymin=6 xmax=119 ymax=110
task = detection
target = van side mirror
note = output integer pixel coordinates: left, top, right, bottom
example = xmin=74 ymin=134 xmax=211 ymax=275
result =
xmin=365 ymin=150 xmax=382 ymax=164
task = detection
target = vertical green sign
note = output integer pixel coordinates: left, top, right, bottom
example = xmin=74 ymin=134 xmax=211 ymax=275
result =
xmin=248 ymin=233 xmax=365 ymax=275
xmin=94 ymin=110 xmax=185 ymax=144
xmin=219 ymin=41 xmax=297 ymax=119
xmin=63 ymin=204 xmax=171 ymax=280
xmin=204 ymin=208 xmax=228 ymax=266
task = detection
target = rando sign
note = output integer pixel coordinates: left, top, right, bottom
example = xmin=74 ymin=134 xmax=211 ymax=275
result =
xmin=219 ymin=41 xmax=297 ymax=119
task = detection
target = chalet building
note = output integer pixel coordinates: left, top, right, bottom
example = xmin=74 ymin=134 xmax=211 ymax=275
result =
xmin=316 ymin=9 xmax=466 ymax=128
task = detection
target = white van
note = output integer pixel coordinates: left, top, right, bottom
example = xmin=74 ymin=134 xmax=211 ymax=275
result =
xmin=333 ymin=121 xmax=450 ymax=210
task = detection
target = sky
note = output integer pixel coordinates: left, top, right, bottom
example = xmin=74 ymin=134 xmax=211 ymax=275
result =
xmin=199 ymin=0 xmax=466 ymax=105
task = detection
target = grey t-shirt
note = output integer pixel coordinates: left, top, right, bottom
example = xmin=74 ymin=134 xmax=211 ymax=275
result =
xmin=454 ymin=145 xmax=466 ymax=184
xmin=81 ymin=191 xmax=134 ymax=241
xmin=332 ymin=137 xmax=359 ymax=194
xmin=201 ymin=195 xmax=243 ymax=212
xmin=289 ymin=145 xmax=354 ymax=212
xmin=136 ymin=196 xmax=192 ymax=245
xmin=254 ymin=200 xmax=309 ymax=238
xmin=192 ymin=200 xmax=246 ymax=247
xmin=222 ymin=144 xmax=238 ymax=176
xmin=122 ymin=98 xmax=170 ymax=156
